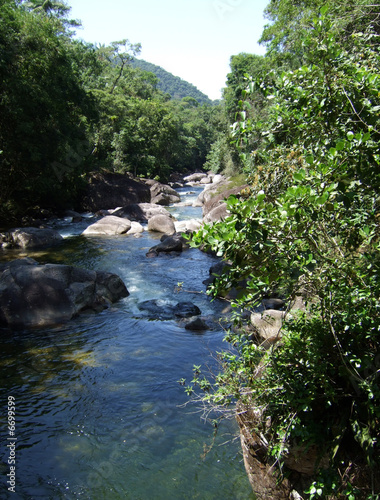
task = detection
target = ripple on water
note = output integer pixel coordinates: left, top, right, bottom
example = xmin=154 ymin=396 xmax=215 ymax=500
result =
xmin=0 ymin=192 xmax=254 ymax=499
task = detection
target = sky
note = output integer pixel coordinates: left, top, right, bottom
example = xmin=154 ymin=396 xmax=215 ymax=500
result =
xmin=67 ymin=0 xmax=269 ymax=100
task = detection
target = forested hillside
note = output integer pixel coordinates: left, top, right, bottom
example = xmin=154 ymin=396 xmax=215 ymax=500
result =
xmin=130 ymin=58 xmax=216 ymax=105
xmin=0 ymin=0 xmax=221 ymax=224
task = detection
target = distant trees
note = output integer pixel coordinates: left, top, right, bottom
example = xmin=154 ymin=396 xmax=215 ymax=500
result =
xmin=130 ymin=58 xmax=216 ymax=105
xmin=0 ymin=0 xmax=96 ymax=219
xmin=0 ymin=0 xmax=219 ymax=223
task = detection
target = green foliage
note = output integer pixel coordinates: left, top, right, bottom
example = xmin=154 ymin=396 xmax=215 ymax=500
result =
xmin=0 ymin=0 xmax=96 ymax=215
xmin=130 ymin=58 xmax=216 ymax=105
xmin=190 ymin=6 xmax=380 ymax=497
xmin=0 ymin=1 xmax=219 ymax=221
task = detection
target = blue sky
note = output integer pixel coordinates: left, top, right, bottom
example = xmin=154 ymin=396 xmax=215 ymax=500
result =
xmin=68 ymin=0 xmax=269 ymax=100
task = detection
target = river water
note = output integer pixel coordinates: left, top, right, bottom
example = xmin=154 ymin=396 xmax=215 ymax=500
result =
xmin=0 ymin=187 xmax=254 ymax=499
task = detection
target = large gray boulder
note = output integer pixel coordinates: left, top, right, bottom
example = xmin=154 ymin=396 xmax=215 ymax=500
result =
xmin=0 ymin=259 xmax=129 ymax=329
xmin=112 ymin=203 xmax=170 ymax=222
xmin=149 ymin=182 xmax=181 ymax=206
xmin=80 ymin=172 xmax=151 ymax=212
xmin=82 ymin=216 xmax=132 ymax=236
xmin=183 ymin=172 xmax=208 ymax=184
xmin=3 ymin=227 xmax=63 ymax=249
xmin=147 ymin=214 xmax=176 ymax=234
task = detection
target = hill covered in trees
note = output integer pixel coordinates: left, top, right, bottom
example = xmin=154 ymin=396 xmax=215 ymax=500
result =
xmin=130 ymin=58 xmax=217 ymax=105
xmin=0 ymin=0 xmax=223 ymax=224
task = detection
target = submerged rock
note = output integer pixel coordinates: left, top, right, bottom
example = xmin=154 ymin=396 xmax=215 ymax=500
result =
xmin=0 ymin=259 xmax=129 ymax=329
xmin=137 ymin=299 xmax=202 ymax=323
xmin=2 ymin=227 xmax=63 ymax=249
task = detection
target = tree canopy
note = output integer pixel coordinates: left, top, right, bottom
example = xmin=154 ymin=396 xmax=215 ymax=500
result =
xmin=0 ymin=0 xmax=219 ymax=223
xmin=189 ymin=2 xmax=380 ymax=498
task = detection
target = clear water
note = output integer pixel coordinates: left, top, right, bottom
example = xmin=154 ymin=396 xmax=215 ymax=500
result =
xmin=0 ymin=188 xmax=254 ymax=499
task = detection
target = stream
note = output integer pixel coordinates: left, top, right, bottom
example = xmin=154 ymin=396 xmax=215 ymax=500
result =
xmin=0 ymin=187 xmax=254 ymax=499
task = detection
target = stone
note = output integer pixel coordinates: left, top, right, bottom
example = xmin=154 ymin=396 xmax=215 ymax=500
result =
xmin=150 ymin=182 xmax=181 ymax=205
xmin=250 ymin=309 xmax=285 ymax=347
xmin=127 ymin=221 xmax=144 ymax=235
xmin=113 ymin=203 xmax=169 ymax=222
xmin=203 ymin=202 xmax=228 ymax=223
xmin=137 ymin=299 xmax=202 ymax=322
xmin=200 ymin=176 xmax=212 ymax=184
xmin=202 ymin=183 xmax=248 ymax=222
xmin=7 ymin=227 xmax=63 ymax=249
xmin=147 ymin=214 xmax=176 ymax=234
xmin=0 ymin=259 xmax=129 ymax=329
xmin=174 ymin=219 xmax=201 ymax=233
xmin=184 ymin=317 xmax=208 ymax=331
xmin=173 ymin=301 xmax=201 ymax=318
xmin=183 ymin=172 xmax=208 ymax=183
xmin=82 ymin=216 xmax=132 ymax=236
xmin=147 ymin=235 xmax=183 ymax=256
xmin=137 ymin=299 xmax=176 ymax=320
xmin=80 ymin=172 xmax=150 ymax=212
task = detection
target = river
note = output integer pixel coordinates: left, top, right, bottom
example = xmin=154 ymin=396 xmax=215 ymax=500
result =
xmin=0 ymin=187 xmax=254 ymax=499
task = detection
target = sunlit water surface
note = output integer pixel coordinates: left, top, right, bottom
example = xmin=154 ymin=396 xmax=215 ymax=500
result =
xmin=0 ymin=187 xmax=254 ymax=499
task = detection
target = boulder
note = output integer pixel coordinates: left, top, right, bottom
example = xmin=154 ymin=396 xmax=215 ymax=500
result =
xmin=183 ymin=172 xmax=208 ymax=183
xmin=147 ymin=235 xmax=184 ymax=257
xmin=174 ymin=219 xmax=201 ymax=233
xmin=147 ymin=214 xmax=176 ymax=234
xmin=173 ymin=301 xmax=201 ymax=318
xmin=138 ymin=299 xmax=177 ymax=320
xmin=150 ymin=182 xmax=181 ymax=206
xmin=80 ymin=172 xmax=150 ymax=212
xmin=203 ymin=203 xmax=228 ymax=223
xmin=113 ymin=203 xmax=170 ymax=222
xmin=137 ymin=299 xmax=201 ymax=322
xmin=203 ymin=183 xmax=249 ymax=222
xmin=184 ymin=317 xmax=209 ymax=331
xmin=127 ymin=221 xmax=144 ymax=235
xmin=250 ymin=310 xmax=286 ymax=349
xmin=82 ymin=216 xmax=132 ymax=236
xmin=0 ymin=259 xmax=129 ymax=329
xmin=5 ymin=227 xmax=63 ymax=249
xmin=200 ymin=176 xmax=212 ymax=184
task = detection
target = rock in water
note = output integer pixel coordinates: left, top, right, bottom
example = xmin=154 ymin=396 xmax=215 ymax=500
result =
xmin=6 ymin=227 xmax=63 ymax=249
xmin=0 ymin=259 xmax=129 ymax=329
xmin=82 ymin=216 xmax=132 ymax=235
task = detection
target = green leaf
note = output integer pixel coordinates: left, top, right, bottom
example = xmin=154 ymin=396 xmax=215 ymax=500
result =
xmin=347 ymin=131 xmax=354 ymax=141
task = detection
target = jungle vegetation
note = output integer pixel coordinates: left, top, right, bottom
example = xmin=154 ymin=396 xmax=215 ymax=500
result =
xmin=129 ymin=58 xmax=216 ymax=105
xmin=0 ymin=0 xmax=220 ymax=223
xmin=189 ymin=1 xmax=380 ymax=498
xmin=1 ymin=1 xmax=379 ymax=496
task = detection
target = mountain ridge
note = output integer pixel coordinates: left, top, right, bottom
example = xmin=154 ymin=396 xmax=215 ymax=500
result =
xmin=130 ymin=58 xmax=219 ymax=105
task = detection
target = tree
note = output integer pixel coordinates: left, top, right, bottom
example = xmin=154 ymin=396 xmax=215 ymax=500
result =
xmin=23 ymin=0 xmax=71 ymax=17
xmin=190 ymin=7 xmax=380 ymax=497
xmin=0 ymin=0 xmax=96 ymax=220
